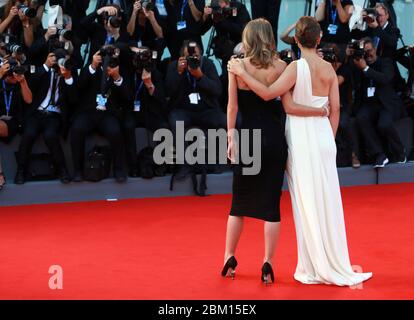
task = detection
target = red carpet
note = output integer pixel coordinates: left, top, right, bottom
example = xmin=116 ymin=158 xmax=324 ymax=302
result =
xmin=0 ymin=183 xmax=413 ymax=300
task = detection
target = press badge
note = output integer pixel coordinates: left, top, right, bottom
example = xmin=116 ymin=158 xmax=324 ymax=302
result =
xmin=367 ymin=87 xmax=376 ymax=97
xmin=177 ymin=21 xmax=187 ymax=31
xmin=189 ymin=93 xmax=200 ymax=105
xmin=96 ymin=94 xmax=107 ymax=111
xmin=327 ymin=24 xmax=338 ymax=35
xmin=134 ymin=100 xmax=141 ymax=112
xmin=0 ymin=115 xmax=12 ymax=121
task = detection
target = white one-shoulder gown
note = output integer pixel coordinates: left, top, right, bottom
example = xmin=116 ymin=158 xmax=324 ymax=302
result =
xmin=285 ymin=58 xmax=373 ymax=286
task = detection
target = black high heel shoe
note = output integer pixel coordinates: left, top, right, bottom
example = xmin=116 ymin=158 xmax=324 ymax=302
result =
xmin=261 ymin=262 xmax=275 ymax=285
xmin=221 ymin=256 xmax=238 ymax=279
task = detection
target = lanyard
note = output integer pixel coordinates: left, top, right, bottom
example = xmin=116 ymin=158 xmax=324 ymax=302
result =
xmin=2 ymin=81 xmax=13 ymax=117
xmin=135 ymin=77 xmax=144 ymax=101
xmin=186 ymin=71 xmax=196 ymax=92
xmin=330 ymin=0 xmax=338 ymax=24
xmin=180 ymin=0 xmax=188 ymax=21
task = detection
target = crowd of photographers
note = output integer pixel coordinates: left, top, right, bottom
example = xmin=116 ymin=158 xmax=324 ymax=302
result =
xmin=0 ymin=0 xmax=413 ymax=190
xmin=281 ymin=0 xmax=414 ymax=169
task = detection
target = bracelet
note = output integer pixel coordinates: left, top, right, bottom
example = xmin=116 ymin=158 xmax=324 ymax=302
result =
xmin=322 ymin=105 xmax=330 ymax=117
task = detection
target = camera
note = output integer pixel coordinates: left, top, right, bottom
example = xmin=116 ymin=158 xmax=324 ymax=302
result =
xmin=363 ymin=8 xmax=378 ymax=24
xmin=209 ymin=0 xmax=236 ymax=23
xmin=139 ymin=0 xmax=154 ymax=11
xmin=348 ymin=40 xmax=366 ymax=60
xmin=2 ymin=43 xmax=24 ymax=55
xmin=2 ymin=57 xmax=27 ymax=77
xmin=101 ymin=11 xmax=122 ymax=29
xmin=17 ymin=4 xmax=37 ymax=18
xmin=186 ymin=42 xmax=200 ymax=69
xmin=56 ymin=28 xmax=73 ymax=41
xmin=99 ymin=44 xmax=120 ymax=68
xmin=279 ymin=49 xmax=294 ymax=65
xmin=320 ymin=47 xmax=337 ymax=63
xmin=132 ymin=48 xmax=157 ymax=73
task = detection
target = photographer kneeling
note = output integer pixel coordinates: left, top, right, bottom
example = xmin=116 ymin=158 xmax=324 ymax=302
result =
xmin=353 ymin=38 xmax=406 ymax=167
xmin=0 ymin=57 xmax=32 ymax=189
xmin=70 ymin=46 xmax=128 ymax=183
xmin=166 ymin=40 xmax=225 ymax=179
xmin=122 ymin=46 xmax=168 ymax=177
xmin=15 ymin=50 xmax=75 ymax=184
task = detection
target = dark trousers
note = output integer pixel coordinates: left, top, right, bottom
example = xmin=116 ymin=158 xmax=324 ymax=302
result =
xmin=70 ymin=111 xmax=126 ymax=173
xmin=17 ymin=111 xmax=65 ymax=169
xmin=356 ymin=102 xmax=404 ymax=159
xmin=122 ymin=111 xmax=169 ymax=167
xmin=250 ymin=0 xmax=281 ymax=47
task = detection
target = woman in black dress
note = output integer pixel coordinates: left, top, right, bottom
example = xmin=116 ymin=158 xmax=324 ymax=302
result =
xmin=223 ymin=18 xmax=329 ymax=284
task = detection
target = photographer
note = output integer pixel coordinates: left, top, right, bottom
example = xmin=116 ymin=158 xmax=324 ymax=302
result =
xmin=353 ymin=38 xmax=406 ymax=167
xmin=280 ymin=21 xmax=301 ymax=61
xmin=0 ymin=0 xmax=35 ymax=48
xmin=201 ymin=0 xmax=250 ymax=74
xmin=166 ymin=40 xmax=225 ymax=178
xmin=320 ymin=43 xmax=360 ymax=168
xmin=0 ymin=57 xmax=32 ymax=189
xmin=70 ymin=48 xmax=129 ymax=183
xmin=351 ymin=3 xmax=399 ymax=59
xmin=29 ymin=14 xmax=82 ymax=68
xmin=164 ymin=0 xmax=204 ymax=60
xmin=79 ymin=4 xmax=130 ymax=65
xmin=15 ymin=50 xmax=76 ymax=184
xmin=122 ymin=46 xmax=168 ymax=177
xmin=127 ymin=1 xmax=166 ymax=63
xmin=36 ymin=0 xmax=89 ymax=33
xmin=315 ymin=0 xmax=354 ymax=47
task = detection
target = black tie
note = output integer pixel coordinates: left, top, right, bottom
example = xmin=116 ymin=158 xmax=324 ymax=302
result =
xmin=47 ymin=70 xmax=58 ymax=108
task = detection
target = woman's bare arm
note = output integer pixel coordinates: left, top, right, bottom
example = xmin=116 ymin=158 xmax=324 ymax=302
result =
xmin=281 ymin=91 xmax=327 ymax=117
xmin=228 ymin=59 xmax=297 ymax=101
xmin=328 ymin=73 xmax=340 ymax=136
xmin=227 ymin=71 xmax=238 ymax=133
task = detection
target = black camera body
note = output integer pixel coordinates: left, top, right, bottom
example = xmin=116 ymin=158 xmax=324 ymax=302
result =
xmin=101 ymin=11 xmax=122 ymax=29
xmin=279 ymin=49 xmax=294 ymax=65
xmin=210 ymin=0 xmax=236 ymax=23
xmin=133 ymin=48 xmax=157 ymax=73
xmin=140 ymin=0 xmax=154 ymax=11
xmin=2 ymin=57 xmax=26 ymax=77
xmin=17 ymin=4 xmax=37 ymax=18
xmin=363 ymin=8 xmax=378 ymax=24
xmin=100 ymin=44 xmax=120 ymax=68
xmin=320 ymin=48 xmax=337 ymax=63
xmin=348 ymin=40 xmax=367 ymax=60
xmin=2 ymin=43 xmax=24 ymax=55
xmin=186 ymin=42 xmax=200 ymax=69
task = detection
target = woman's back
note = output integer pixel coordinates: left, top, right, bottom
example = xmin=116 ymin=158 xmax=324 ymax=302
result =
xmin=300 ymin=56 xmax=336 ymax=97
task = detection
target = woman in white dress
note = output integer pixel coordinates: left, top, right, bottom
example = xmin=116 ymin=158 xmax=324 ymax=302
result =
xmin=228 ymin=16 xmax=372 ymax=286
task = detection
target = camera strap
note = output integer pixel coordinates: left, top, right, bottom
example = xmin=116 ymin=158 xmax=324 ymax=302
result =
xmin=2 ymin=81 xmax=13 ymax=117
xmin=186 ymin=71 xmax=197 ymax=92
xmin=329 ymin=0 xmax=338 ymax=25
xmin=180 ymin=0 xmax=188 ymax=21
xmin=135 ymin=77 xmax=144 ymax=100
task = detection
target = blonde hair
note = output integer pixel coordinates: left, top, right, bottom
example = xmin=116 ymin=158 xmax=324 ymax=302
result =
xmin=242 ymin=18 xmax=276 ymax=69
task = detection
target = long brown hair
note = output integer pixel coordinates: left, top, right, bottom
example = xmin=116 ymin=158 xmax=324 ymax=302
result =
xmin=242 ymin=18 xmax=276 ymax=69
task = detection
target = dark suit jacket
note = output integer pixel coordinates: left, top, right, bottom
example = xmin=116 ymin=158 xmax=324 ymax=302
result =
xmin=354 ymin=57 xmax=405 ymax=119
xmin=77 ymin=64 xmax=132 ymax=117
xmin=125 ymin=69 xmax=167 ymax=117
xmin=165 ymin=57 xmax=222 ymax=111
xmin=26 ymin=65 xmax=78 ymax=123
xmin=351 ymin=22 xmax=400 ymax=59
